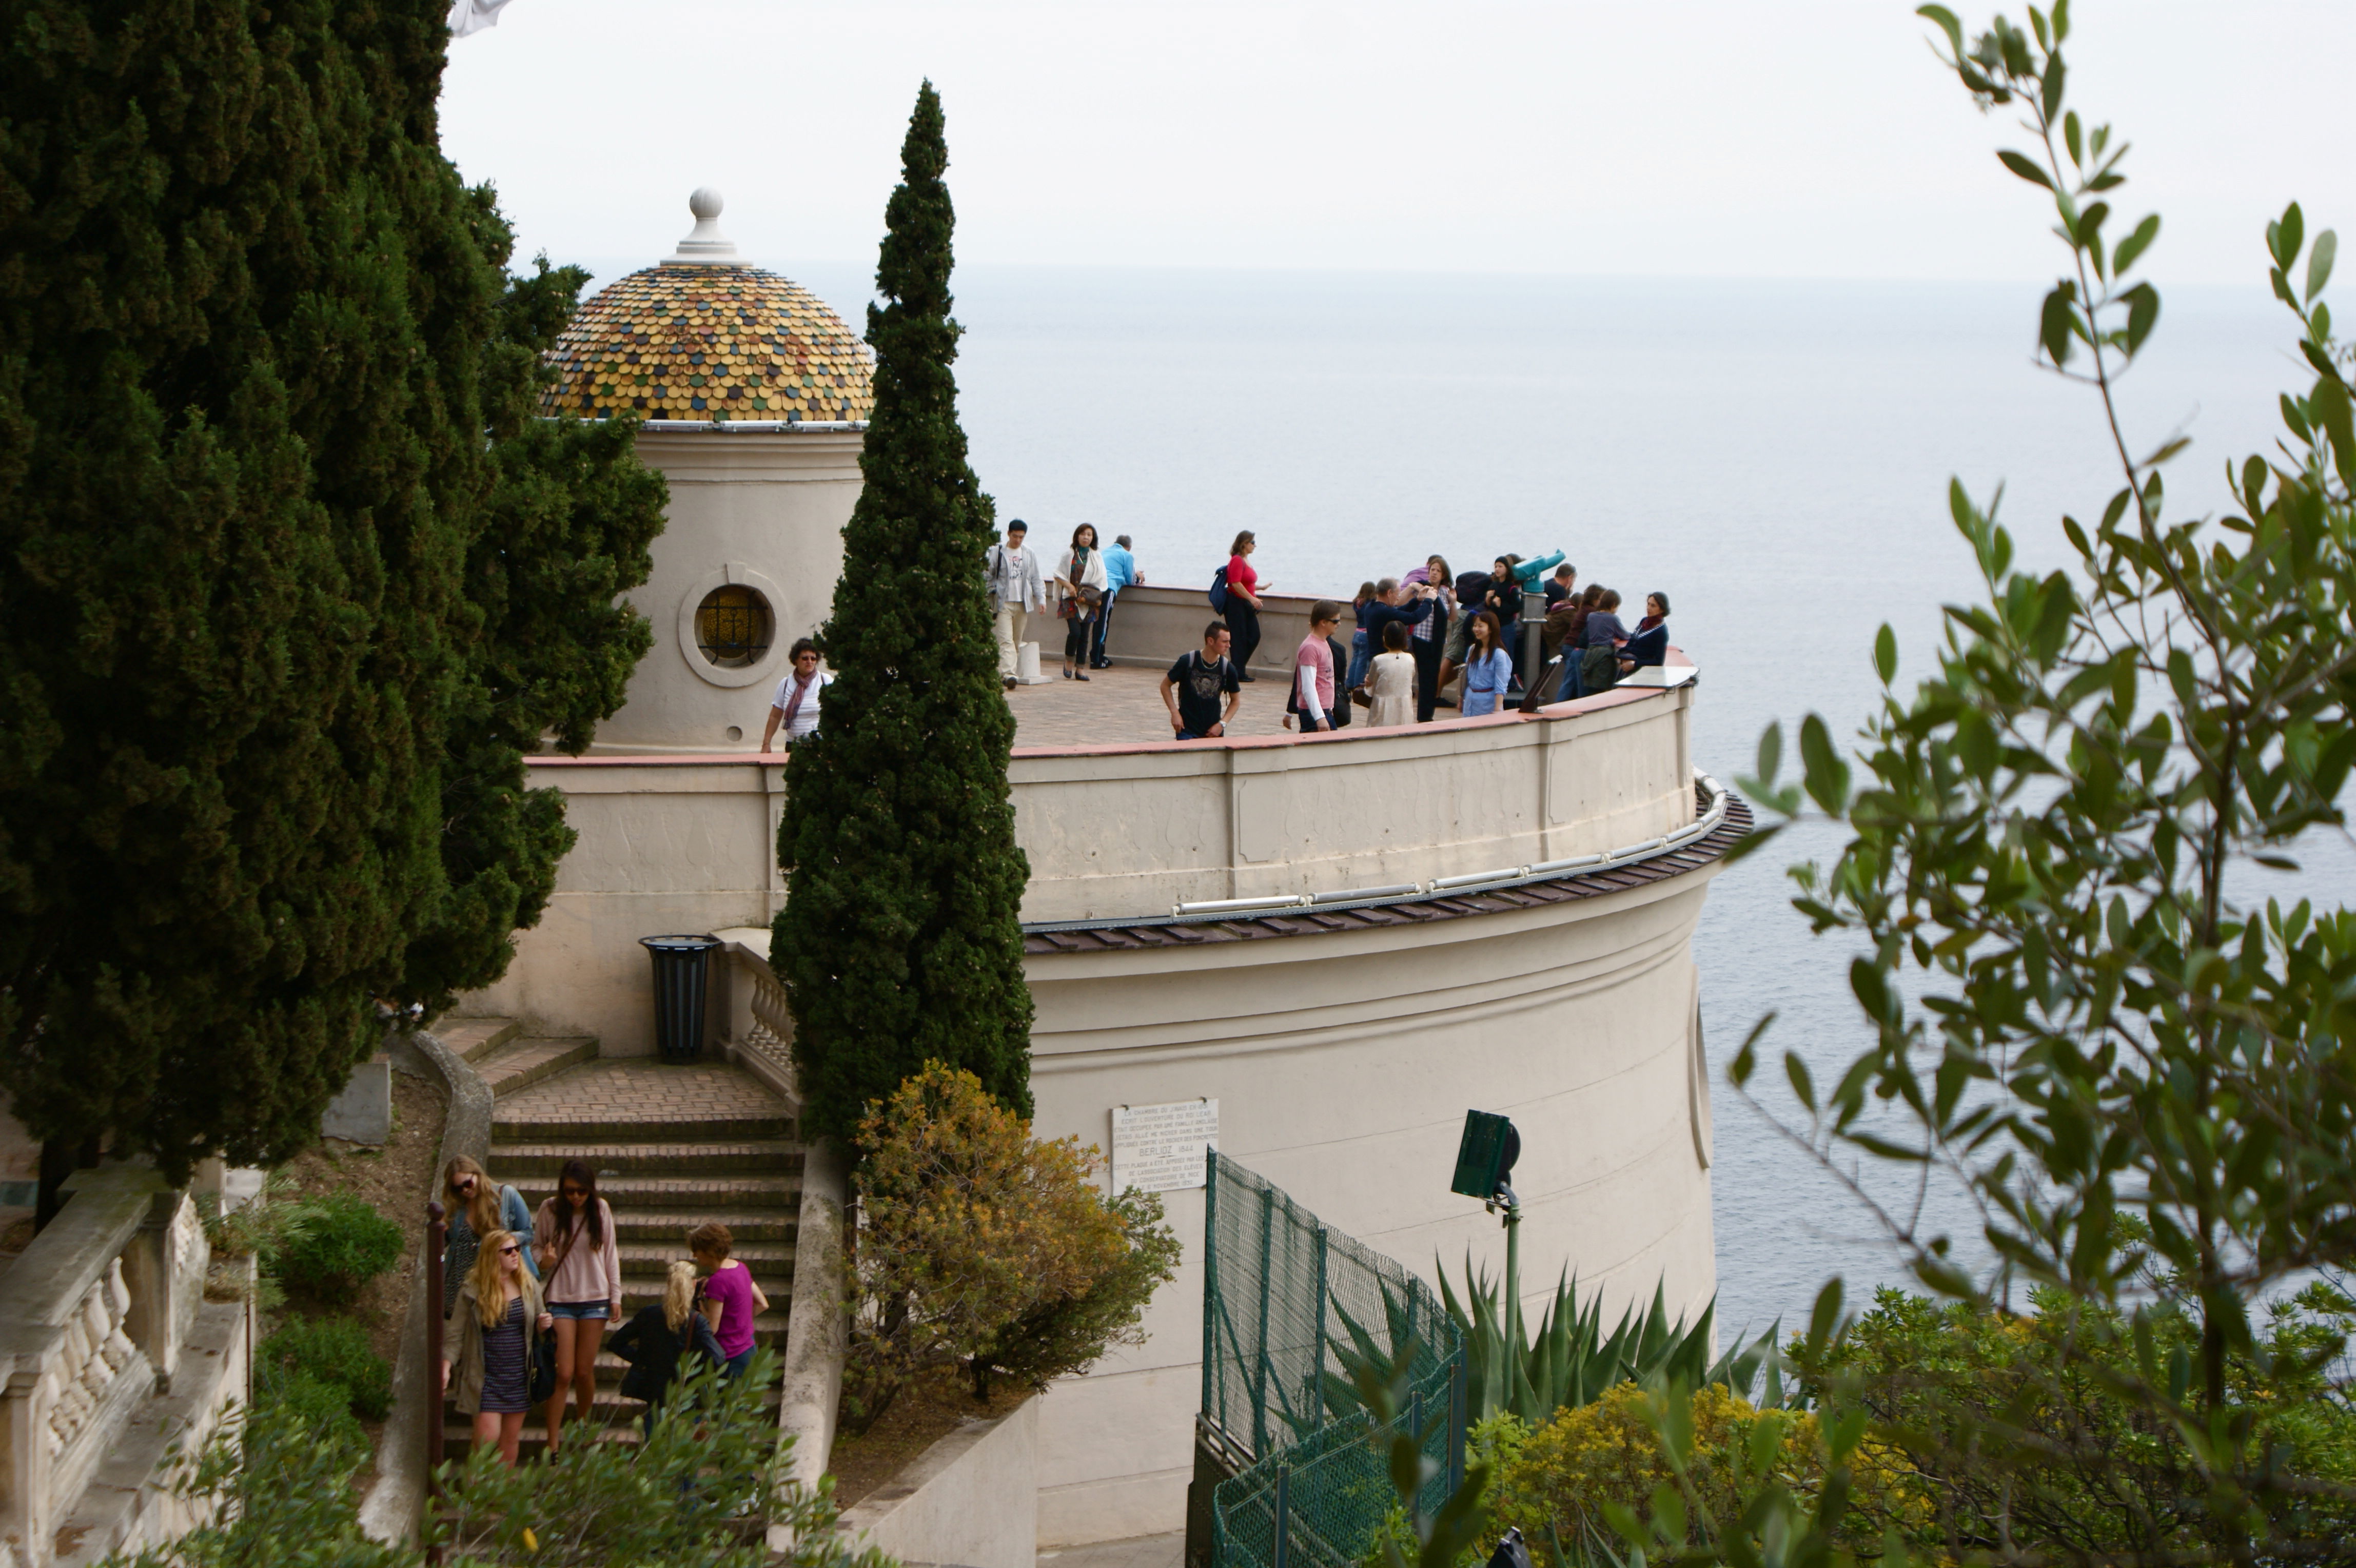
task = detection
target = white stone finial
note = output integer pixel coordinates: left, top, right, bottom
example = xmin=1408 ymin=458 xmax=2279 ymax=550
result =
xmin=672 ymin=187 xmax=739 ymax=264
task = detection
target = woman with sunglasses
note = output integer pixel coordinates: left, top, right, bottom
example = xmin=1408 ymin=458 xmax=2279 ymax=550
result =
xmin=533 ymin=1158 xmax=621 ymax=1457
xmin=441 ymin=1229 xmax=552 ymax=1467
xmin=440 ymin=1156 xmax=538 ymax=1316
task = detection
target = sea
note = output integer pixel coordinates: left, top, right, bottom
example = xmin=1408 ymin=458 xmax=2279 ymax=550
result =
xmin=585 ymin=257 xmax=2351 ymax=1339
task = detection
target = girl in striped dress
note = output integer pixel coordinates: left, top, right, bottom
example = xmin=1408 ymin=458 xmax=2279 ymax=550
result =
xmin=441 ymin=1228 xmax=551 ymax=1466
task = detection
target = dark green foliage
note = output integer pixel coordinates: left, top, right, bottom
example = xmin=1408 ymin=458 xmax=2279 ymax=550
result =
xmin=103 ymin=1357 xmax=888 ymax=1568
xmin=257 ymin=1314 xmax=390 ymax=1421
xmin=263 ymin=1371 xmax=370 ymax=1459
xmin=435 ymin=1353 xmax=892 ymax=1567
xmin=1805 ymin=1285 xmax=2356 ymax=1558
xmin=98 ymin=1398 xmax=403 ymax=1568
xmin=774 ymin=82 xmax=1032 ymax=1147
xmin=274 ymin=1191 xmax=402 ymax=1296
xmin=0 ymin=0 xmax=662 ymax=1174
xmin=395 ymin=207 xmax=665 ymax=1015
xmin=0 ymin=0 xmax=485 ymax=1181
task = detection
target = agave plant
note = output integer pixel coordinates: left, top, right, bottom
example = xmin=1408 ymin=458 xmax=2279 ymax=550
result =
xmin=1437 ymin=1259 xmax=1790 ymax=1424
xmin=1314 ymin=1264 xmax=1790 ymax=1444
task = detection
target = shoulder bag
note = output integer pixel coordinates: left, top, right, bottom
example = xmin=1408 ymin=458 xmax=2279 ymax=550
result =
xmin=1208 ymin=564 xmax=1229 ymax=614
xmin=529 ymin=1207 xmax=585 ymax=1405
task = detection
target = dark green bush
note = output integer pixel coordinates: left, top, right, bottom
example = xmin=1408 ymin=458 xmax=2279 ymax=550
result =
xmin=263 ymin=1370 xmax=368 ymax=1459
xmin=259 ymin=1315 xmax=391 ymax=1422
xmin=274 ymin=1192 xmax=403 ymax=1296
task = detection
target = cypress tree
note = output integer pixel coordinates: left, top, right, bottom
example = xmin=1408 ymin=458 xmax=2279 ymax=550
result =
xmin=774 ymin=82 xmax=1034 ymax=1147
xmin=0 ymin=0 xmax=651 ymax=1189
xmin=395 ymin=201 xmax=667 ymax=1015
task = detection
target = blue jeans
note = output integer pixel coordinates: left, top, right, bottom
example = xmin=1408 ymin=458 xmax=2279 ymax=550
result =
xmin=1344 ymin=629 xmax=1370 ymax=694
xmin=546 ymin=1299 xmax=609 ymax=1321
xmin=721 ymin=1348 xmax=755 ymax=1381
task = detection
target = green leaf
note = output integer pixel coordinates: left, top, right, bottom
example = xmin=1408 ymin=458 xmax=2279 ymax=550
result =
xmin=1997 ymin=149 xmax=2055 ymax=190
xmin=2039 ymin=52 xmax=2067 ymax=123
xmin=2309 ymin=229 xmax=2338 ymax=302
xmin=2040 ymin=284 xmax=2078 ymax=365
xmin=2122 ymin=282 xmax=2160 ymax=354
xmin=2272 ymin=202 xmax=2305 ymax=271
xmin=1805 ymin=1279 xmax=1844 ymax=1359
xmin=1873 ymin=623 xmax=1897 ymax=685
xmin=1786 ymin=1051 xmax=1817 ymax=1111
xmin=2280 ymin=393 xmax=2312 ymax=443
xmin=1755 ymin=720 xmax=1783 ymax=789
xmin=1916 ymin=3 xmax=1964 ymax=53
xmin=2063 ymin=110 xmax=2082 ymax=168
xmin=1799 ymin=712 xmax=1852 ymax=816
xmin=2313 ymin=377 xmax=2356 ymax=492
xmin=2113 ymin=213 xmax=2159 ymax=275
xmin=1729 ymin=1015 xmax=1774 ymax=1089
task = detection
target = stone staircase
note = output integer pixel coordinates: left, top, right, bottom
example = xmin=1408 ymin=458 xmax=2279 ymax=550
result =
xmin=438 ymin=1018 xmax=799 ymax=1461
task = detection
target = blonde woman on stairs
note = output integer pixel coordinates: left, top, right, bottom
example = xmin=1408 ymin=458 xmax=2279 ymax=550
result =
xmin=441 ymin=1228 xmax=551 ymax=1467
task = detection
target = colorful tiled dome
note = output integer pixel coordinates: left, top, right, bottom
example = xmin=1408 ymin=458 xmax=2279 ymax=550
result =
xmin=541 ymin=262 xmax=875 ymax=424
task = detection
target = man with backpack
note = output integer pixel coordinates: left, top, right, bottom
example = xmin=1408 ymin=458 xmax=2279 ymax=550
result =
xmin=986 ymin=519 xmax=1048 ymax=691
xmin=1161 ymin=621 xmax=1245 ymax=741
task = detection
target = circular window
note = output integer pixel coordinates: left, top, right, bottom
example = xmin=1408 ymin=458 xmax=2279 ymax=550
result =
xmin=694 ymin=585 xmax=773 ymax=668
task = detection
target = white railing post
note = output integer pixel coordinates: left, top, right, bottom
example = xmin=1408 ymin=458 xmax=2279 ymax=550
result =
xmin=0 ymin=1356 xmax=54 ymax=1567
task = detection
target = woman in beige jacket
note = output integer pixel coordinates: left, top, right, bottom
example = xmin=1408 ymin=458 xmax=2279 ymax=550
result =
xmin=441 ymin=1228 xmax=551 ymax=1466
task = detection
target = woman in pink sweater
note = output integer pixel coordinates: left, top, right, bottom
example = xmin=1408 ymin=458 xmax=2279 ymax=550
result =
xmin=534 ymin=1158 xmax=622 ymax=1456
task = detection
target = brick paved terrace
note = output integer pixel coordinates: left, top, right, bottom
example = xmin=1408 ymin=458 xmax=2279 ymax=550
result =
xmin=492 ymin=1058 xmax=791 ymax=1132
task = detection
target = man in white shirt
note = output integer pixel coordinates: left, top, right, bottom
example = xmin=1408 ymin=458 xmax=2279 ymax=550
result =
xmin=761 ymin=639 xmax=830 ymax=751
xmin=985 ymin=519 xmax=1048 ymax=691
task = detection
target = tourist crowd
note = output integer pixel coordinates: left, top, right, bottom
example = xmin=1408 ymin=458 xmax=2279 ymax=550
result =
xmin=1150 ymin=544 xmax=1671 ymax=742
xmin=767 ymin=525 xmax=1671 ymax=749
xmin=436 ymin=1155 xmax=765 ymax=1466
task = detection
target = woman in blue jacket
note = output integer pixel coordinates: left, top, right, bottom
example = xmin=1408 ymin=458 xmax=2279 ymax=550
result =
xmin=441 ymin=1156 xmax=539 ymax=1315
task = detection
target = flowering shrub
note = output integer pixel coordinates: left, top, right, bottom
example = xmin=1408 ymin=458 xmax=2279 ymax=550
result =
xmin=848 ymin=1063 xmax=1180 ymax=1428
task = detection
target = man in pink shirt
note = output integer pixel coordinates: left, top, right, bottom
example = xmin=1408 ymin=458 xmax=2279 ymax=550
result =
xmin=1287 ymin=600 xmax=1343 ymax=733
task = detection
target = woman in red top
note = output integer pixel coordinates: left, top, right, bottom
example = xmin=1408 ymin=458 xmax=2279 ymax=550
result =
xmin=1225 ymin=531 xmax=1268 ymax=680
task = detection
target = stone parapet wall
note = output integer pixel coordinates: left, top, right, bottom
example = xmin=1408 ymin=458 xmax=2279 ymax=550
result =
xmin=468 ymin=675 xmax=1695 ymax=1049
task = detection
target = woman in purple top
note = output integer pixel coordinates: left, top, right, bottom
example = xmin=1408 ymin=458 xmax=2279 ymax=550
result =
xmin=689 ymin=1221 xmax=769 ymax=1378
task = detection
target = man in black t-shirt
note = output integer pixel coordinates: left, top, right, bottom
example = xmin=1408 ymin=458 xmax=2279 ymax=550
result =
xmin=1160 ymin=621 xmax=1244 ymax=740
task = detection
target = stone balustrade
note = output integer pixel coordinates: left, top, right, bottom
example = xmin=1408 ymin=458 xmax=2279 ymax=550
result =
xmin=0 ymin=1166 xmax=238 ymax=1568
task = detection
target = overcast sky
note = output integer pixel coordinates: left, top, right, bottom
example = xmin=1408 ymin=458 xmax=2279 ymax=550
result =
xmin=440 ymin=1 xmax=2356 ymax=287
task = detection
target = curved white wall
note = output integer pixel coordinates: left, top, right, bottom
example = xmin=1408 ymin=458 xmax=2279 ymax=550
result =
xmin=1021 ymin=869 xmax=1720 ymax=1542
xmin=594 ymin=427 xmax=863 ymax=754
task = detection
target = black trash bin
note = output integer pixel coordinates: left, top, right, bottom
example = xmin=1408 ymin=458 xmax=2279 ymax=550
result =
xmin=639 ymin=934 xmax=723 ymax=1064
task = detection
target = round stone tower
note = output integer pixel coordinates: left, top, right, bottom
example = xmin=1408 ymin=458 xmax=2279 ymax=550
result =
xmin=541 ymin=191 xmax=874 ymax=753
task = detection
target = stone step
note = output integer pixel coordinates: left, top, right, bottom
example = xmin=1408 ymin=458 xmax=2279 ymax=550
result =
xmin=438 ymin=1016 xmax=523 ymax=1065
xmin=613 ymin=1240 xmax=795 ymax=1274
xmin=488 ymin=1139 xmax=802 ymax=1177
xmin=607 ymin=1208 xmax=797 ymax=1243
xmin=493 ymin=1108 xmax=796 ymax=1141
xmin=507 ymin=1173 xmax=803 ymax=1210
xmin=478 ymin=1037 xmax=600 ymax=1099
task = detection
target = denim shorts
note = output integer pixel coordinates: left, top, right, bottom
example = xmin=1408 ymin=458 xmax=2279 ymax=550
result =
xmin=546 ymin=1299 xmax=610 ymax=1321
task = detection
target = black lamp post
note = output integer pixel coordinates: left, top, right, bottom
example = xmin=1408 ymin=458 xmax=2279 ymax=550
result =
xmin=1450 ymin=1109 xmax=1522 ymax=1396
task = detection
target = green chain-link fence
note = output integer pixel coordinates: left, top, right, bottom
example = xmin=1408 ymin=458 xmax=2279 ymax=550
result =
xmin=1200 ymin=1152 xmax=1465 ymax=1568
